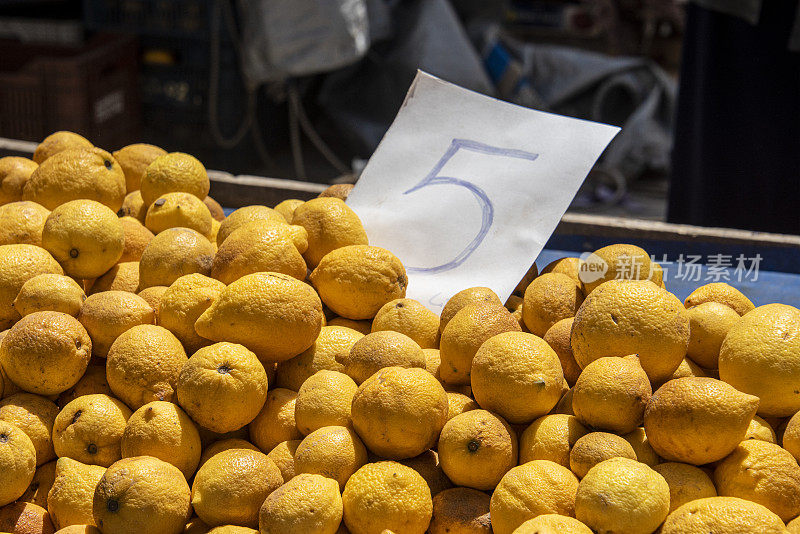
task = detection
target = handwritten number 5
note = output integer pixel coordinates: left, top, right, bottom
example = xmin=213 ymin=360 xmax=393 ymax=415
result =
xmin=403 ymin=139 xmax=538 ymax=274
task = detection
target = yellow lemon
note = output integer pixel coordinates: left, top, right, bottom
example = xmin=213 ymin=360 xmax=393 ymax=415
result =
xmin=159 ymin=274 xmax=225 ymax=354
xmin=0 ymin=157 xmax=38 ymax=205
xmin=47 ymin=457 xmax=105 ymax=529
xmin=32 ymin=132 xmax=92 ymax=164
xmin=120 ymin=401 xmax=201 ymax=479
xmin=0 ymin=392 xmax=58 ymax=465
xmin=513 ymin=263 xmax=539 ymax=297
xmin=77 ymin=291 xmax=154 ymax=358
xmin=437 ymin=410 xmax=517 ymax=491
xmin=13 ymin=273 xmax=85 ymax=318
xmin=0 ymin=420 xmax=37 ymax=506
xmin=267 ymin=439 xmax=301 ymax=483
xmin=338 ymin=330 xmax=425 ymax=384
xmin=177 ymin=342 xmax=268 ymax=433
xmin=519 ymin=414 xmax=589 ymax=468
xmin=199 ymin=438 xmax=260 ymax=468
xmin=295 ymin=370 xmax=357 ymax=434
xmin=445 ymin=392 xmax=479 ymax=422
xmin=0 ymin=311 xmax=91 ymax=395
xmin=0 ymin=244 xmax=63 ymax=329
xmin=294 ymin=426 xmax=368 ymax=491
xmin=222 ymin=219 xmax=308 ymax=253
xmin=569 ymin=431 xmax=637 ymax=479
xmin=522 ymin=273 xmax=584 ymax=336
xmin=291 ymin=198 xmax=368 ymax=268
xmin=570 ymin=279 xmax=690 ymax=383
xmin=653 ymin=462 xmax=717 ymax=513
xmin=203 ymin=196 xmax=225 ymax=222
xmin=684 ymin=282 xmax=755 ymax=316
xmin=318 ymin=183 xmax=354 ymax=200
xmin=93 ymin=456 xmax=191 ymax=534
xmin=505 ymin=294 xmax=525 ymax=329
xmin=746 ymin=414 xmax=777 ymax=442
xmin=784 ymin=410 xmax=800 ymax=462
xmin=439 ymin=287 xmax=502 ymax=333
xmin=52 ymin=394 xmax=131 ymax=467
xmin=88 ymin=261 xmax=139 ymax=294
xmin=140 ymin=152 xmax=209 ymax=208
xmin=540 ymin=256 xmax=583 ymax=286
xmin=195 ymin=272 xmax=323 ymax=362
xmin=428 ymin=487 xmax=490 ymax=534
xmin=119 ymin=190 xmax=146 ymax=223
xmin=191 ymin=448 xmax=282 ymax=528
xmin=371 ymin=298 xmax=440 ymax=349
xmin=351 ymin=367 xmax=448 ymax=459
xmin=513 ymin=515 xmax=591 ymax=534
xmin=310 ymin=245 xmax=407 ymax=320
xmin=215 ymin=206 xmax=286 ymax=245
xmin=575 ymin=457 xmax=670 ymax=534
xmin=57 ymin=365 xmax=111 ymax=409
xmin=0 ymin=501 xmax=54 ymax=533
xmin=660 ymin=496 xmax=787 ymax=534
xmin=137 ymin=285 xmax=168 ymax=321
xmin=210 ymin=223 xmax=306 ymax=284
xmin=719 ymin=303 xmax=800 ymax=417
xmin=259 ymin=473 xmax=342 ymax=534
xmin=248 ymin=388 xmax=302 ymax=453
xmin=42 ymin=199 xmax=124 ymax=279
xmin=275 ymin=325 xmax=361 ymax=390
xmin=399 ymin=450 xmax=453 ymax=497
xmin=490 ymin=460 xmax=579 ymax=534
xmin=622 ymin=427 xmax=661 ymax=466
xmin=0 ymin=201 xmax=49 ymax=246
xmin=274 ymin=198 xmax=304 ymax=222
xmin=117 ymin=216 xmax=153 ymax=263
xmin=327 ymin=317 xmax=372 ymax=335
xmin=542 ymin=318 xmax=581 ymax=386
xmin=24 ymin=148 xmax=126 ymax=211
xmin=686 ymin=302 xmax=741 ymax=369
xmin=138 ymin=227 xmax=215 ymax=289
xmin=19 ymin=459 xmax=57 ymax=508
xmin=643 ymin=377 xmax=759 ymax=464
xmin=470 ymin=331 xmax=564 ymax=424
xmin=580 ymin=244 xmax=653 ymax=294
xmin=342 ymin=461 xmax=432 ymax=534
xmin=145 ymin=192 xmax=213 ymax=237
xmin=112 ymin=143 xmax=167 ymax=193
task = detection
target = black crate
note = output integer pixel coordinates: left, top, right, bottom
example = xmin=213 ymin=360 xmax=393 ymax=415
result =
xmin=82 ymin=0 xmax=214 ymax=38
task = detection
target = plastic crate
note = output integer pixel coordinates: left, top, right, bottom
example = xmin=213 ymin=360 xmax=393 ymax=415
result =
xmin=0 ymin=34 xmax=141 ymax=149
xmin=83 ymin=0 xmax=214 ymax=39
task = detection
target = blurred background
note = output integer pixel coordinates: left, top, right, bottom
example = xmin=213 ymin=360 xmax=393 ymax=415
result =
xmin=0 ymin=0 xmax=796 ymax=232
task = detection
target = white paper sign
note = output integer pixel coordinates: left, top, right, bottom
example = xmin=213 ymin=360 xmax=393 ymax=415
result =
xmin=346 ymin=71 xmax=620 ymax=313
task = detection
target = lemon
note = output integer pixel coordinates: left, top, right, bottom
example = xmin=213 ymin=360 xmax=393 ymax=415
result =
xmin=77 ymin=291 xmax=154 ymax=358
xmin=203 ymin=196 xmax=225 ymax=221
xmin=580 ymin=244 xmax=653 ymax=294
xmin=519 ymin=414 xmax=589 ymax=468
xmin=145 ymin=192 xmax=213 ymax=237
xmin=221 ymin=219 xmax=308 ymax=253
xmin=569 ymin=431 xmax=637 ymax=478
xmin=122 ymin=402 xmax=199 ymax=474
xmin=138 ymin=227 xmax=215 ymax=290
xmin=140 ymin=152 xmax=209 ymax=208
xmin=327 ymin=317 xmax=372 ymax=334
xmin=572 ymin=356 xmax=651 ymax=434
xmin=513 ymin=515 xmax=592 ymax=534
xmin=445 ymin=392 xmax=479 ymax=421
xmin=47 ymin=457 xmax=105 ymax=529
xmin=41 ymin=199 xmax=124 ymax=279
xmin=439 ymin=287 xmax=502 ymax=333
xmin=714 ymin=439 xmax=800 ymax=521
xmin=294 ymin=426 xmax=368 ymax=490
xmin=660 ymin=496 xmax=788 ymax=534
xmin=0 ymin=157 xmax=38 ymax=205
xmin=784 ymin=410 xmax=800 ymax=462
xmin=662 ymin=356 xmax=708 ymax=385
xmin=428 ymin=487 xmax=490 ymax=534
xmin=275 ymin=325 xmax=361 ymax=390
xmin=553 ymin=386 xmax=574 ymax=415
xmin=206 ymin=527 xmax=258 ymax=534
xmin=0 ymin=243 xmax=63 ymax=329
xmin=112 ymin=143 xmax=167 ymax=193
xmin=541 ymin=256 xmax=583 ymax=286
xmin=471 ymin=331 xmax=564 ymax=424
xmin=0 ymin=419 xmax=36 ymax=506
xmin=267 ymin=439 xmax=301 ymax=482
xmin=291 ymin=198 xmax=369 ymax=268
xmin=318 ymin=183 xmax=354 ymax=200
xmin=295 ymin=370 xmax=357 ymax=434
xmin=310 ymin=245 xmax=407 ymax=320
xmin=522 ymin=273 xmax=584 ymax=336
xmin=159 ymin=273 xmax=225 ymax=353
xmin=119 ymin=190 xmax=146 ymax=223
xmin=686 ymin=302 xmax=741 ymax=369
xmin=118 ymin=216 xmax=153 ymax=263
xmin=32 ymin=132 xmax=92 ymax=164
xmin=215 ymin=206 xmax=286 ymax=245
xmin=505 ymin=294 xmax=525 ymax=329
xmin=439 ymin=302 xmax=521 ymax=385
xmin=0 ymin=393 xmax=58 ymax=465
xmin=571 ymin=279 xmax=690 ymax=383
xmin=210 ymin=222 xmax=306 ymax=284
xmin=191 ymin=448 xmax=282 ymax=528
xmin=512 ymin=263 xmax=539 ymax=297
xmin=399 ymin=450 xmax=453 ymax=497
xmin=542 ymin=318 xmax=582 ymax=386
xmin=622 ymin=427 xmax=661 ymax=466
xmin=176 ymin=342 xmax=267 ymax=433
xmin=644 ymin=377 xmax=759 ymax=464
xmin=339 ymin=331 xmax=426 ymax=384
xmin=274 ymin=198 xmax=304 ymax=222
xmin=136 ymin=285 xmax=167 ymax=320
xmin=342 ymin=461 xmax=432 ymax=534
xmin=20 ymin=459 xmax=56 ymax=508
xmin=0 ymin=201 xmax=49 ymax=246
xmin=24 ymin=148 xmax=126 ymax=211
xmin=371 ymin=298 xmax=440 ymax=349
xmin=89 ymin=261 xmax=139 ymax=294
xmin=438 ymin=409 xmax=517 ymax=490
xmin=57 ymin=364 xmax=111 ymax=409
xmin=490 ymin=460 xmax=579 ymax=534
xmin=13 ymin=273 xmax=85 ymax=318
xmin=0 ymin=501 xmax=54 ymax=533
xmin=745 ymin=414 xmax=776 ymax=442
xmin=351 ymin=367 xmax=448 ymax=459
xmin=199 ymin=438 xmax=260 ymax=467
xmin=93 ymin=456 xmax=191 ymax=534
xmin=258 ymin=473 xmax=342 ymax=534
xmin=1 ymin=311 xmax=91 ymax=395
xmin=53 ymin=394 xmax=131 ymax=467
xmin=575 ymin=457 xmax=670 ymax=534
xmin=248 ymin=388 xmax=302 ymax=453
xmin=653 ymin=462 xmax=717 ymax=513
xmin=684 ymin=282 xmax=755 ymax=316
xmin=790 ymin=517 xmax=800 ymax=534
xmin=720 ymin=303 xmax=800 ymax=417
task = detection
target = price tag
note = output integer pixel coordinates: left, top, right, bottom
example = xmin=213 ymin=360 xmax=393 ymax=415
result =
xmin=346 ymin=71 xmax=620 ymax=313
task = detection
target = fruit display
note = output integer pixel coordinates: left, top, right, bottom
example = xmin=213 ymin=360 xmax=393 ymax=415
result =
xmin=0 ymin=131 xmax=797 ymax=534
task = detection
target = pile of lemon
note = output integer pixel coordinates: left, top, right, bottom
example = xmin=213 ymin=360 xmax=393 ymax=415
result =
xmin=0 ymin=131 xmax=798 ymax=534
